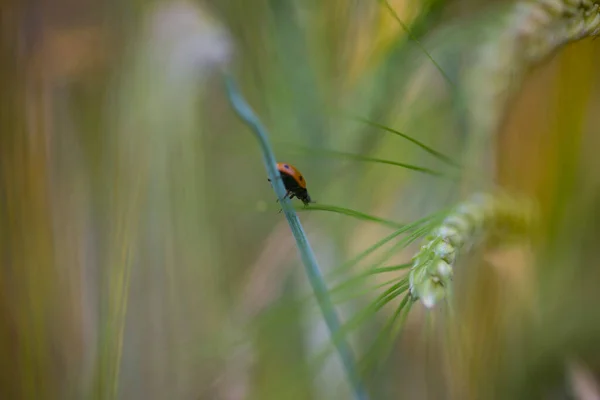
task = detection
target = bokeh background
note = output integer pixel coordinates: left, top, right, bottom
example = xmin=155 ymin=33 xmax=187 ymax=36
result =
xmin=2 ymin=0 xmax=600 ymax=399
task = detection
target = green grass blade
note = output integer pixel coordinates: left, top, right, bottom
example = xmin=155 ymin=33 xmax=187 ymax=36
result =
xmin=358 ymin=294 xmax=414 ymax=377
xmin=295 ymin=204 xmax=405 ymax=229
xmin=310 ymin=280 xmax=410 ymax=375
xmin=224 ymin=73 xmax=369 ymax=400
xmin=329 ymin=264 xmax=411 ymax=297
xmin=378 ymin=0 xmax=455 ymax=88
xmin=293 ymin=147 xmax=454 ymax=178
xmin=332 ymin=276 xmax=406 ymax=304
xmin=353 ymin=116 xmax=461 ymax=168
xmin=328 ymin=209 xmax=448 ymax=279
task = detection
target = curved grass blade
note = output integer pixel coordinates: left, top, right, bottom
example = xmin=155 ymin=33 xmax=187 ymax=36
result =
xmin=296 ymin=263 xmax=410 ymax=311
xmin=224 ymin=74 xmax=369 ymax=400
xmin=371 ymin=264 xmax=412 ymax=273
xmin=355 ymin=220 xmax=437 ymax=274
xmin=293 ymin=147 xmax=453 ymax=178
xmin=333 ymin=279 xmax=410 ymax=347
xmin=352 ymin=216 xmax=444 ymax=278
xmin=328 ymin=228 xmax=414 ymax=281
xmin=310 ymin=279 xmax=410 ymax=373
xmin=328 ymin=263 xmax=412 ymax=304
xmin=353 ymin=116 xmax=461 ymax=168
xmin=242 ymin=210 xmax=443 ymax=344
xmin=379 ymin=0 xmax=455 ymax=88
xmin=358 ymin=294 xmax=415 ymax=377
xmin=329 ymin=263 xmax=411 ymax=297
xmin=328 ymin=279 xmax=410 ymax=348
xmin=285 ymin=212 xmax=445 ymax=321
xmin=332 ymin=276 xmax=406 ymax=305
xmin=268 ymin=267 xmax=409 ymax=332
xmin=342 ymin=0 xmax=450 ymax=171
xmin=328 ymin=209 xmax=449 ymax=279
xmin=295 ymin=203 xmax=405 ymax=229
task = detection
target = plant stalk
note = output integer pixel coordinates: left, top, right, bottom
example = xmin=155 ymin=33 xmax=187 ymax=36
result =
xmin=223 ymin=73 xmax=368 ymax=400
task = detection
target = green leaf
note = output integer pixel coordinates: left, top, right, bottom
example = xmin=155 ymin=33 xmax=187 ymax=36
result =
xmin=292 ymin=147 xmax=455 ymax=178
xmin=352 ymin=116 xmax=461 ymax=168
xmin=295 ymin=203 xmax=405 ymax=229
xmin=358 ymin=294 xmax=415 ymax=377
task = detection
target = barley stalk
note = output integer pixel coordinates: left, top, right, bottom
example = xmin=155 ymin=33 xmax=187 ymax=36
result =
xmin=463 ymin=0 xmax=600 ymax=188
xmin=411 ymin=0 xmax=599 ymax=308
xmin=409 ymin=192 xmax=537 ymax=308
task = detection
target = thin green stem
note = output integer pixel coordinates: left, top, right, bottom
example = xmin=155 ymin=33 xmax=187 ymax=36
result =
xmin=295 ymin=203 xmax=405 ymax=229
xmin=352 ymin=116 xmax=461 ymax=168
xmin=379 ymin=0 xmax=455 ymax=88
xmin=291 ymin=146 xmax=453 ymax=178
xmin=223 ymin=73 xmax=369 ymax=400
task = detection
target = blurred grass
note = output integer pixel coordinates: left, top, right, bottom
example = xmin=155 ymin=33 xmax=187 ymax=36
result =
xmin=1 ymin=0 xmax=600 ymax=399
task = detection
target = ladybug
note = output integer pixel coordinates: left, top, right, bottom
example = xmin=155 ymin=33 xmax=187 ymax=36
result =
xmin=268 ymin=162 xmax=314 ymax=206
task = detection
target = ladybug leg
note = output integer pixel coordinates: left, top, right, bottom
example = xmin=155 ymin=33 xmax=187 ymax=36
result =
xmin=276 ymin=191 xmax=295 ymax=213
xmin=276 ymin=191 xmax=291 ymax=203
xmin=277 ymin=193 xmax=288 ymax=213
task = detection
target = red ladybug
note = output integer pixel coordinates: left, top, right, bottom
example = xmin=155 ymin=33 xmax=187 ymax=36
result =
xmin=268 ymin=162 xmax=314 ymax=206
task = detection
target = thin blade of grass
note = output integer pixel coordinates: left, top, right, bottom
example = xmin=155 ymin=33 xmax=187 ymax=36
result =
xmin=224 ymin=74 xmax=368 ymax=400
xmin=295 ymin=203 xmax=405 ymax=229
xmin=355 ymin=216 xmax=444 ymax=276
xmin=358 ymin=294 xmax=414 ymax=377
xmin=329 ymin=264 xmax=411 ymax=298
xmin=374 ymin=281 xmax=410 ymax=311
xmin=353 ymin=116 xmax=460 ymax=168
xmin=267 ymin=273 xmax=406 ymax=335
xmin=293 ymin=147 xmax=453 ymax=178
xmin=330 ymin=208 xmax=450 ymax=281
xmin=328 ymin=211 xmax=444 ymax=279
xmin=371 ymin=264 xmax=412 ymax=273
xmin=332 ymin=276 xmax=405 ymax=305
xmin=310 ymin=279 xmax=410 ymax=372
xmin=378 ymin=0 xmax=455 ymax=88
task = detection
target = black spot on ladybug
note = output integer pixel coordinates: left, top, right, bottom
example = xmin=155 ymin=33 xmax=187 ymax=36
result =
xmin=284 ymin=164 xmax=290 ymax=169
xmin=299 ymin=176 xmax=304 ymax=181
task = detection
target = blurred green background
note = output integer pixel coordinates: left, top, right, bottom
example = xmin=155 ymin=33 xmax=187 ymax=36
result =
xmin=1 ymin=0 xmax=600 ymax=399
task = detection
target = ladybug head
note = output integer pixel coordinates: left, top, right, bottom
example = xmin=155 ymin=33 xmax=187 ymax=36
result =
xmin=300 ymin=192 xmax=314 ymax=206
